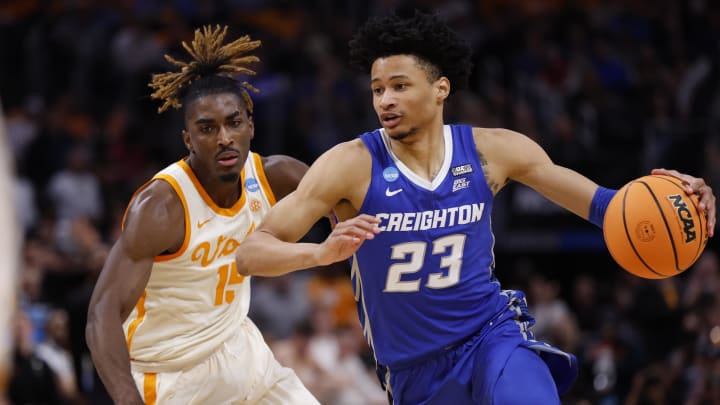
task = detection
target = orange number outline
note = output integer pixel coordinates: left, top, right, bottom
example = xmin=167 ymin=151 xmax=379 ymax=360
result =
xmin=214 ymin=262 xmax=245 ymax=306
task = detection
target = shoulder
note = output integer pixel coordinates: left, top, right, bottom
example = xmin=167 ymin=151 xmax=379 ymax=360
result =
xmin=122 ymin=179 xmax=185 ymax=258
xmin=321 ymin=138 xmax=370 ymax=165
xmin=261 ymin=154 xmax=309 ymax=200
xmin=126 ymin=179 xmax=183 ymax=223
xmin=471 ymin=127 xmax=545 ymax=161
xmin=469 ymin=127 xmax=548 ymax=193
xmin=471 ymin=126 xmax=552 ymax=182
xmin=472 ymin=127 xmax=525 ymax=148
xmin=293 ymin=139 xmax=371 ymax=211
xmin=308 ymin=139 xmax=371 ymax=181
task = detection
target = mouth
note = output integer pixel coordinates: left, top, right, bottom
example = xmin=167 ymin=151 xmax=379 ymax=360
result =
xmin=216 ymin=151 xmax=240 ymax=167
xmin=380 ymin=112 xmax=401 ymax=128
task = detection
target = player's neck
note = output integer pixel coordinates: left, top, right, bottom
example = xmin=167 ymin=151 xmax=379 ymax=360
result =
xmin=388 ymin=123 xmax=446 ymax=182
xmin=187 ymin=158 xmax=242 ymax=208
xmin=204 ymin=181 xmax=242 ymax=208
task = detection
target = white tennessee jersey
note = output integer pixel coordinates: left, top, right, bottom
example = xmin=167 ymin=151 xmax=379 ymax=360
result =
xmin=123 ymin=152 xmax=276 ymax=372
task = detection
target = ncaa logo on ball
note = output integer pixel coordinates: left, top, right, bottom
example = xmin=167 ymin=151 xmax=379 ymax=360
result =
xmin=383 ymin=167 xmax=399 ymax=182
xmin=667 ymin=194 xmax=696 ymax=243
xmin=245 ymin=178 xmax=260 ymax=192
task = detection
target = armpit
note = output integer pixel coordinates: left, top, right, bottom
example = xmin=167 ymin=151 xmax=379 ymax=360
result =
xmin=478 ymin=150 xmax=507 ymax=195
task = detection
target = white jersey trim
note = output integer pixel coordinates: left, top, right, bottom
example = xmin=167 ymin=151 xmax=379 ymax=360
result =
xmin=379 ymin=125 xmax=453 ymax=191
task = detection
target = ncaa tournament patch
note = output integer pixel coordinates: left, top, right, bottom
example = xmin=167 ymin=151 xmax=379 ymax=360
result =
xmin=245 ymin=178 xmax=260 ymax=192
xmin=383 ymin=167 xmax=399 ymax=182
xmin=451 ymin=164 xmax=473 ymax=177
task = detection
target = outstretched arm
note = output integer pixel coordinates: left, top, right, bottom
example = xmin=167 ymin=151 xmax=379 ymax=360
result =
xmin=236 ymin=140 xmax=380 ymax=277
xmin=86 ymin=181 xmax=184 ymax=404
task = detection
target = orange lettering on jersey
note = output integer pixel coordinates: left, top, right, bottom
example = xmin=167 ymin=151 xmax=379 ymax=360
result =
xmin=220 ymin=238 xmax=240 ymax=257
xmin=191 ymin=235 xmax=241 ymax=267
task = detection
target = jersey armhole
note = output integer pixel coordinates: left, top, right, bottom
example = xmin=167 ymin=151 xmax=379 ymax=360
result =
xmin=151 ymin=175 xmax=191 ymax=262
xmin=252 ymin=152 xmax=277 ymax=205
xmin=461 ymin=125 xmax=495 ymax=198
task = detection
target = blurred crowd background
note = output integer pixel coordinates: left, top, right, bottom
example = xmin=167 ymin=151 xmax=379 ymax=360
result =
xmin=2 ymin=0 xmax=720 ymax=404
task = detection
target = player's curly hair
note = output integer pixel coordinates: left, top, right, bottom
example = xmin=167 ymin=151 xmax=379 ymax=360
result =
xmin=149 ymin=25 xmax=261 ymax=114
xmin=348 ymin=10 xmax=472 ymax=93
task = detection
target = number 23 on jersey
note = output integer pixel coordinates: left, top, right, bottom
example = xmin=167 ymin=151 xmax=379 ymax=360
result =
xmin=384 ymin=234 xmax=466 ymax=292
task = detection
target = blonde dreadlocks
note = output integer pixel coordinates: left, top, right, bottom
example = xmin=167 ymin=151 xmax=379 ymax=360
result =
xmin=149 ymin=25 xmax=261 ymax=114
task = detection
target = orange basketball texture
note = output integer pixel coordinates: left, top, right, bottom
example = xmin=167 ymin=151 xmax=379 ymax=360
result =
xmin=603 ymin=175 xmax=708 ymax=279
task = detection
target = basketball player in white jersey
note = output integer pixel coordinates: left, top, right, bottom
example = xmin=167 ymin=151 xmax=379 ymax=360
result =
xmin=86 ymin=26 xmax=319 ymax=404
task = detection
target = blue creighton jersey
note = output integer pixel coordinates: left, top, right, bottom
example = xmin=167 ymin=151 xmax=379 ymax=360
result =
xmin=353 ymin=124 xmax=509 ymax=369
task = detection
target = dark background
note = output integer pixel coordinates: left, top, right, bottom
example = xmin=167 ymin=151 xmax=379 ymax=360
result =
xmin=2 ymin=0 xmax=720 ymax=404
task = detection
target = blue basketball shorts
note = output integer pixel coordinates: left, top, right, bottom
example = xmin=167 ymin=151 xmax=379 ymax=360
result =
xmin=382 ymin=292 xmax=578 ymax=404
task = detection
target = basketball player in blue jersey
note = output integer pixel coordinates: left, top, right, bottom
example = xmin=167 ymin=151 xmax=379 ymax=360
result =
xmin=236 ymin=11 xmax=717 ymax=404
xmin=86 ymin=27 xmax=318 ymax=404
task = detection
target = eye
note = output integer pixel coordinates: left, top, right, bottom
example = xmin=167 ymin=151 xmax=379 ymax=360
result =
xmin=200 ymin=125 xmax=214 ymax=134
xmin=372 ymin=87 xmax=383 ymax=95
xmin=394 ymin=83 xmax=408 ymax=91
xmin=228 ymin=120 xmax=243 ymax=128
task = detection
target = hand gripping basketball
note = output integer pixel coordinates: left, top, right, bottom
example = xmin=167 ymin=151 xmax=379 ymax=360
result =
xmin=603 ymin=175 xmax=709 ymax=279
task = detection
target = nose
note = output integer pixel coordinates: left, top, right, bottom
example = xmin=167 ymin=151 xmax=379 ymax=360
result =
xmin=378 ymin=90 xmax=396 ymax=110
xmin=217 ymin=126 xmax=232 ymax=146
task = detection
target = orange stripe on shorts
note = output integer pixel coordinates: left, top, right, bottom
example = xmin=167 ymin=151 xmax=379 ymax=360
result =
xmin=143 ymin=372 xmax=157 ymax=405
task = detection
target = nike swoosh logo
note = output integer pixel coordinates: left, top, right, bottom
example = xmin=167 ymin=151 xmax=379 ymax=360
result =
xmin=197 ymin=218 xmax=213 ymax=228
xmin=385 ymin=187 xmax=403 ymax=197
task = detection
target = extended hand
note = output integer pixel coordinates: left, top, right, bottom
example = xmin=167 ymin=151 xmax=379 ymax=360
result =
xmin=315 ymin=214 xmax=381 ymax=265
xmin=652 ymin=168 xmax=716 ymax=237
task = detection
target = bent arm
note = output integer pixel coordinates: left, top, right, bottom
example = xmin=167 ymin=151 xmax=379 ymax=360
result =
xmin=236 ymin=194 xmax=331 ymax=276
xmin=515 ymin=162 xmax=599 ymax=220
xmin=480 ymin=128 xmax=717 ymax=233
xmin=86 ymin=238 xmax=152 ymax=404
xmin=237 ymin=141 xmax=371 ymax=276
xmin=476 ymin=128 xmax=599 ymax=219
xmin=86 ymin=181 xmax=183 ymax=404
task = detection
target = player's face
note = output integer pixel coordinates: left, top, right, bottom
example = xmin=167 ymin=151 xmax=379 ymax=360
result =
xmin=370 ymin=55 xmax=448 ymax=140
xmin=183 ymin=93 xmax=254 ymax=183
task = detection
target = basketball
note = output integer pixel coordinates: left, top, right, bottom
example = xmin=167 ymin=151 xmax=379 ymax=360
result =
xmin=603 ymin=175 xmax=708 ymax=279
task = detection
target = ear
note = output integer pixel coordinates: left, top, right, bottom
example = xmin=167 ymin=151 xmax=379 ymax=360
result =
xmin=182 ymin=130 xmax=193 ymax=153
xmin=435 ymin=77 xmax=451 ymax=103
xmin=248 ymin=115 xmax=255 ymax=140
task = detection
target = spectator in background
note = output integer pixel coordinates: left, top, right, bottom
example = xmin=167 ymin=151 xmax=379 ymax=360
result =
xmin=682 ymin=251 xmax=720 ymax=311
xmin=527 ymin=272 xmax=580 ymax=353
xmin=250 ymin=274 xmax=312 ymax=340
xmin=330 ymin=324 xmax=388 ymax=405
xmin=306 ymin=262 xmax=357 ymax=330
xmin=46 ymin=144 xmax=103 ymax=223
xmin=13 ymin=158 xmax=38 ymax=234
xmin=307 ymin=303 xmax=340 ymax=376
xmin=271 ymin=321 xmax=337 ymax=402
xmin=46 ymin=144 xmax=103 ymax=256
xmin=36 ymin=309 xmax=77 ymax=403
xmin=625 ymin=364 xmax=672 ymax=405
xmin=8 ymin=310 xmax=60 ymax=405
